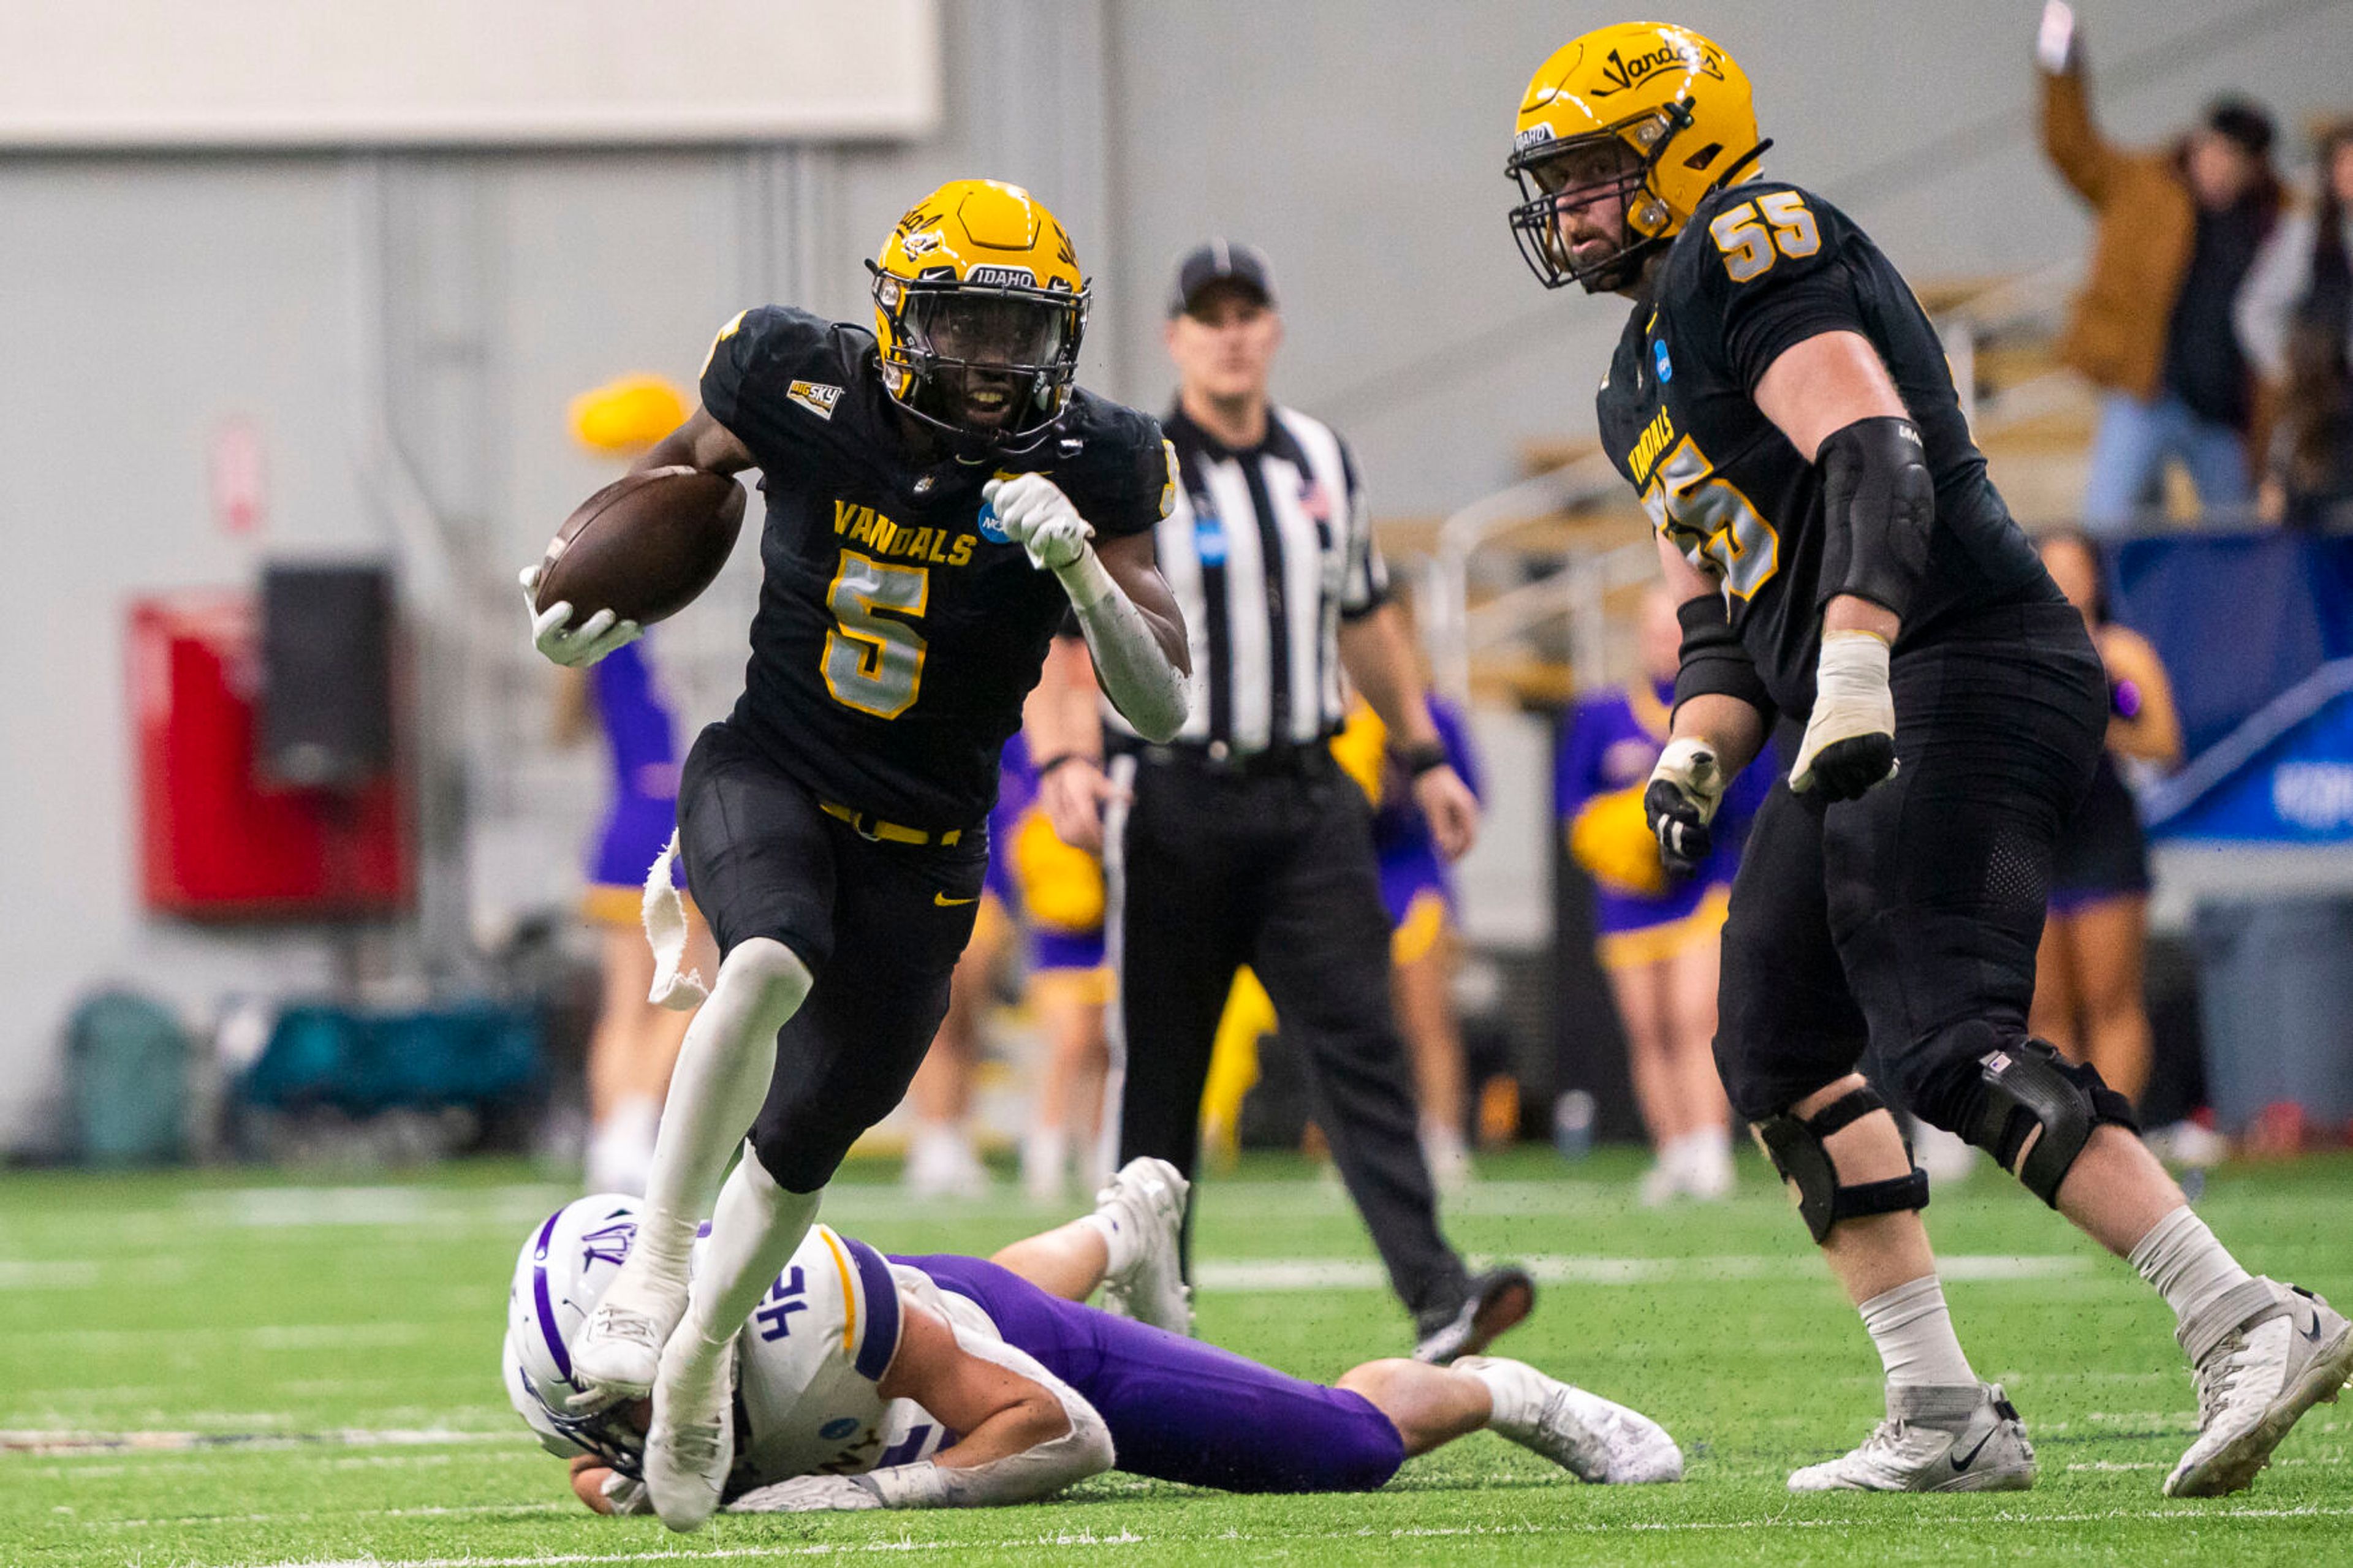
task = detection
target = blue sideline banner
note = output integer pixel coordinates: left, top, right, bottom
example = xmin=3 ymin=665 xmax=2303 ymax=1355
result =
xmin=2111 ymin=534 xmax=2353 ymax=843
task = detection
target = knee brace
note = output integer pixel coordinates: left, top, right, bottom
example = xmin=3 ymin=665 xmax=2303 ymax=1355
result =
xmin=1751 ymin=1085 xmax=1930 ymax=1244
xmin=1960 ymin=1037 xmax=2137 ymax=1206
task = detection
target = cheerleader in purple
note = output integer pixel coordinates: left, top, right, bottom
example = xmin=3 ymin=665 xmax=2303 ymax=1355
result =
xmin=1556 ymin=590 xmax=1769 ymax=1203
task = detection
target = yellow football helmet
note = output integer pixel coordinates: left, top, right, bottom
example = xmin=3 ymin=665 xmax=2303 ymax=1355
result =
xmin=870 ymin=178 xmax=1089 ymax=454
xmin=1507 ymin=21 xmax=1764 ymax=292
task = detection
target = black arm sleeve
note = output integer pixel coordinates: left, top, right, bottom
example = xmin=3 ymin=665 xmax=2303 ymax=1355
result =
xmin=1671 ymin=593 xmax=1772 ymax=718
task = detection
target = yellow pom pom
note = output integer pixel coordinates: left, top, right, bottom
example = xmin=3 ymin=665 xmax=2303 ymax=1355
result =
xmin=1012 ymin=809 xmax=1106 ymax=932
xmin=568 ymin=375 xmax=689 ymax=455
xmin=1569 ymin=785 xmax=1670 ymax=898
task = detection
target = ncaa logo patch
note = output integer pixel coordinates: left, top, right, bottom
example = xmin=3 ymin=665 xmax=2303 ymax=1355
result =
xmin=819 ymin=1417 xmax=860 ymax=1441
xmin=1652 ymin=339 xmax=1673 ymax=384
xmin=977 ymin=498 xmax=1010 ymax=543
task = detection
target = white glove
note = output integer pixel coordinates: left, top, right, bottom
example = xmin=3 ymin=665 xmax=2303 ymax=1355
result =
xmin=1789 ymin=631 xmax=1899 ymax=800
xmin=1643 ymin=737 xmax=1727 ymax=877
xmin=983 ymin=474 xmax=1093 ymax=571
xmin=519 ymin=564 xmax=642 ymax=669
xmin=600 ymin=1471 xmax=651 ymax=1516
xmin=727 ymin=1472 xmax=888 ymax=1513
xmin=2036 ymin=0 xmax=2077 ymax=73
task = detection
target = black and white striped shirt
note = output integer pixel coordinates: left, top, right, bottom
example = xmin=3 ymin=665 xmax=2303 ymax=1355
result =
xmin=1108 ymin=403 xmax=1388 ymax=756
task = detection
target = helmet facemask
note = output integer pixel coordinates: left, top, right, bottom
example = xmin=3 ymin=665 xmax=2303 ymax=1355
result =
xmin=512 ymin=1349 xmax=650 ymax=1479
xmin=871 ymin=266 xmax=1088 ymax=457
xmin=1509 ymin=105 xmax=1696 ymax=294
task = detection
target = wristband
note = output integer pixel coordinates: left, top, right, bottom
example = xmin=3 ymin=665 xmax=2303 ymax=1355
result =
xmin=1033 ymin=752 xmax=1099 ymax=780
xmin=1397 ymin=742 xmax=1450 ymax=779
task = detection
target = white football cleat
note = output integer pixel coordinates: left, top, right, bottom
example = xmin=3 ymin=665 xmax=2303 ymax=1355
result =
xmin=1788 ymin=1382 xmax=2034 ymax=1493
xmin=1637 ymin=1155 xmax=1683 ymax=1208
xmin=2166 ymin=1278 xmax=2353 ymax=1498
xmin=644 ymin=1329 xmax=738 ymax=1531
xmin=1457 ymin=1355 xmax=1683 ymax=1483
xmin=568 ymin=1262 xmax=689 ymax=1408
xmin=1095 ymin=1156 xmax=1193 ymax=1335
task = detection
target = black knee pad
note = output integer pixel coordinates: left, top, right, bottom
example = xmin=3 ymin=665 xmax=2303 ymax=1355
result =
xmin=1752 ymin=1085 xmax=1930 ymax=1244
xmin=1955 ymin=1037 xmax=2137 ymax=1206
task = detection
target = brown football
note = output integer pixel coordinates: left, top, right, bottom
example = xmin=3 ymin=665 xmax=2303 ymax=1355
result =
xmin=533 ymin=466 xmax=747 ymax=626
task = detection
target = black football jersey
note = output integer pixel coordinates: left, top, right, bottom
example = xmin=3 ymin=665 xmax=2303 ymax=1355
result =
xmin=1596 ymin=180 xmax=2056 ymax=719
xmin=702 ymin=306 xmax=1173 ymax=828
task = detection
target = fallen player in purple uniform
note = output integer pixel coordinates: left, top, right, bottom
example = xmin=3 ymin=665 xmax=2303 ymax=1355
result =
xmin=507 ymin=1160 xmax=1682 ymax=1513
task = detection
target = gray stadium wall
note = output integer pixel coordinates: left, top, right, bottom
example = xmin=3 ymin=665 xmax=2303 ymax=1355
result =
xmin=1 ymin=0 xmax=2346 ymax=1147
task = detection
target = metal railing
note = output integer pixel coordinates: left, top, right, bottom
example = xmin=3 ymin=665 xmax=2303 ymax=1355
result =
xmin=1422 ymin=261 xmax=2091 ymax=705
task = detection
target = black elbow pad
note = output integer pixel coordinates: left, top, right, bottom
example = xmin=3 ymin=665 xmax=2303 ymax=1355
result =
xmin=1671 ymin=592 xmax=1771 ymax=715
xmin=1816 ymin=415 xmax=1934 ymax=620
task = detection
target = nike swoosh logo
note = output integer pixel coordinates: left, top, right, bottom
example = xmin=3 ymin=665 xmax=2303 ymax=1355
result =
xmin=934 ymin=893 xmax=978 ymax=907
xmin=2301 ymin=1312 xmax=2327 ymax=1344
xmin=1949 ymin=1428 xmax=1996 ymax=1472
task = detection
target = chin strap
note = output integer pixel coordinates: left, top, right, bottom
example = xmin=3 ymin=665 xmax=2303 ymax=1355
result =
xmin=1705 ymin=138 xmax=1774 ymax=196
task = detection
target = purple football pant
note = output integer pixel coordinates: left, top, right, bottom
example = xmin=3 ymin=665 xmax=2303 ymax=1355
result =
xmin=896 ymin=1254 xmax=1405 ymax=1493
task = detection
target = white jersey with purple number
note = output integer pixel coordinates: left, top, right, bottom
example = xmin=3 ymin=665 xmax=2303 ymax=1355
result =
xmin=730 ymin=1224 xmax=955 ymax=1484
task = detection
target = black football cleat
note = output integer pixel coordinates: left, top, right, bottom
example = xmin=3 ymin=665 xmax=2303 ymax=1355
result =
xmin=1413 ymin=1265 xmax=1536 ymax=1364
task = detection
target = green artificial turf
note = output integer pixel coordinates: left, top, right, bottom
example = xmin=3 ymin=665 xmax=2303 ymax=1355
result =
xmin=4 ymin=1146 xmax=2347 ymax=1566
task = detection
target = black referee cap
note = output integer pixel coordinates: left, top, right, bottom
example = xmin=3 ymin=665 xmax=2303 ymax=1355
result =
xmin=1169 ymin=240 xmax=1278 ymax=318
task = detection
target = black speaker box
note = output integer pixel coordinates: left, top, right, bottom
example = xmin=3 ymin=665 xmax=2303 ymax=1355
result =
xmin=258 ymin=562 xmax=394 ymax=789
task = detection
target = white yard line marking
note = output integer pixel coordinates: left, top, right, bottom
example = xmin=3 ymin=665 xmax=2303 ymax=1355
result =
xmin=12 ymin=1320 xmax=435 ymax=1350
xmin=0 ymin=1260 xmax=101 ymax=1288
xmin=1 ymin=1427 xmax=525 ymax=1457
xmin=91 ymin=1500 xmax=578 ymax=1528
xmin=1194 ymin=1252 xmax=2092 ymax=1292
xmin=240 ymin=1505 xmax=2353 ymax=1567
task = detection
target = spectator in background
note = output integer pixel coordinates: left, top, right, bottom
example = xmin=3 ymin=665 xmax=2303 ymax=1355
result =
xmin=558 ymin=376 xmax=715 ymax=1195
xmin=1556 ymin=588 xmax=1770 ymax=1205
xmin=2237 ymin=121 xmax=2353 ymax=529
xmin=2031 ymin=530 xmax=2182 ymax=1110
xmin=1330 ymin=667 xmax=1485 ymax=1194
xmin=899 ymin=858 xmax=1011 ymax=1200
xmin=2036 ymin=1 xmax=2282 ymax=531
xmin=555 ymin=642 xmax=711 ymax=1195
xmin=1002 ymin=721 xmax=1118 ymax=1204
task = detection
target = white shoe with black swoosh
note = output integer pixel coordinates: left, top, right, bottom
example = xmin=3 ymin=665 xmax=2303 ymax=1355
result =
xmin=2166 ymin=1278 xmax=2353 ymax=1498
xmin=1787 ymin=1382 xmax=2034 ymax=1493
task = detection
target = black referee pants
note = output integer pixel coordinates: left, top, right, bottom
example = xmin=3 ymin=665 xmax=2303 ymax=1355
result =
xmin=1107 ymin=751 xmax=1469 ymax=1319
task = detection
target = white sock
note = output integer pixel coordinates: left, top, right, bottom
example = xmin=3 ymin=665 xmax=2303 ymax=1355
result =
xmin=1460 ymin=1358 xmax=1542 ymax=1435
xmin=1082 ymin=1178 xmax=1146 ymax=1276
xmin=631 ymin=939 xmax=812 ymax=1286
xmin=681 ymin=1146 xmax=823 ymax=1347
xmin=1859 ymin=1276 xmax=1977 ymax=1387
xmin=2129 ymin=1205 xmax=2254 ymax=1329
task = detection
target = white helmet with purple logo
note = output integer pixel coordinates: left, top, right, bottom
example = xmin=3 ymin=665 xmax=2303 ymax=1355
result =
xmin=503 ymin=1192 xmax=648 ymax=1475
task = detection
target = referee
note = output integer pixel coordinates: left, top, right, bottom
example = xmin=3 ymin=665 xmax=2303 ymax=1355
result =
xmin=1029 ymin=241 xmax=1531 ymax=1361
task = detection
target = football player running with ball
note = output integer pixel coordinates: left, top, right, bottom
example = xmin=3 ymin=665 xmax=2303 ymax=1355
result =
xmin=520 ymin=180 xmax=1191 ymax=1531
xmin=1504 ymin=23 xmax=2351 ymax=1496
